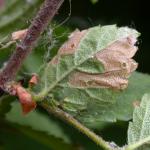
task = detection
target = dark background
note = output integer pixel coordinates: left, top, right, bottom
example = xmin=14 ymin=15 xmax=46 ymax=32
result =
xmin=60 ymin=0 xmax=150 ymax=74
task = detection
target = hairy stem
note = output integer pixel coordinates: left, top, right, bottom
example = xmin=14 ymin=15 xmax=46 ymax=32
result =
xmin=41 ymin=102 xmax=114 ymax=150
xmin=0 ymin=0 xmax=64 ymax=91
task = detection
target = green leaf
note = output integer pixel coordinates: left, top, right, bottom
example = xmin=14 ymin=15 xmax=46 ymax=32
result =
xmin=113 ymin=72 xmax=150 ymax=121
xmin=0 ymin=120 xmax=73 ymax=150
xmin=33 ymin=25 xmax=139 ymax=124
xmin=6 ymin=102 xmax=70 ymax=143
xmin=0 ymin=96 xmax=15 ymax=117
xmin=127 ymin=94 xmax=150 ymax=150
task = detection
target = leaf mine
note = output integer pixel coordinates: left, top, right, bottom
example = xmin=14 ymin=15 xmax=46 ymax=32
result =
xmin=34 ymin=25 xmax=140 ymax=123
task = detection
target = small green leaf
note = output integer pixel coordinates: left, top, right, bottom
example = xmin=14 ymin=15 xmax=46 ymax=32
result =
xmin=127 ymin=94 xmax=150 ymax=149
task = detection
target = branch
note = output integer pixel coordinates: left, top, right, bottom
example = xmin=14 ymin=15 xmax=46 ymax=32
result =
xmin=41 ymin=102 xmax=118 ymax=150
xmin=0 ymin=0 xmax=64 ymax=91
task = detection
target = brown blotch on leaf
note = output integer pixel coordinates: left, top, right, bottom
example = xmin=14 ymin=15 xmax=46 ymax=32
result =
xmin=50 ymin=29 xmax=87 ymax=65
xmin=12 ymin=29 xmax=28 ymax=41
xmin=69 ymin=71 xmax=128 ymax=90
xmin=69 ymin=34 xmax=138 ymax=90
xmin=95 ymin=36 xmax=138 ymax=75
xmin=13 ymin=84 xmax=36 ymax=114
xmin=49 ymin=28 xmax=138 ymax=90
xmin=58 ymin=29 xmax=87 ymax=55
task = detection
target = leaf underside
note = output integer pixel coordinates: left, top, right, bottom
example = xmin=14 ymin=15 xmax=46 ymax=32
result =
xmin=32 ymin=25 xmax=140 ymax=126
xmin=128 ymin=93 xmax=150 ymax=149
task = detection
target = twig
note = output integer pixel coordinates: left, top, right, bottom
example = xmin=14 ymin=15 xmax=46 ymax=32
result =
xmin=0 ymin=0 xmax=64 ymax=91
xmin=41 ymin=102 xmax=115 ymax=150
